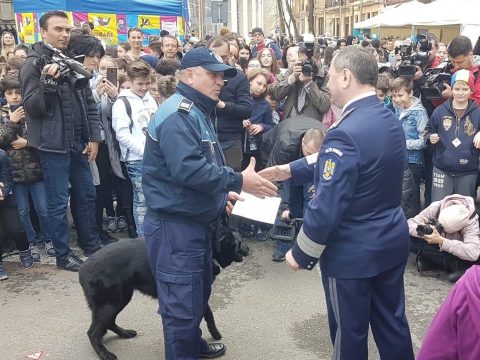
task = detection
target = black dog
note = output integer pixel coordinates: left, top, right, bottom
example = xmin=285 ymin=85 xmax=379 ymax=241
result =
xmin=79 ymin=225 xmax=247 ymax=360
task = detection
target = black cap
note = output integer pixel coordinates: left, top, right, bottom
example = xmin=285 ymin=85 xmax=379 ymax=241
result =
xmin=251 ymin=27 xmax=264 ymax=36
xmin=179 ymin=47 xmax=237 ymax=77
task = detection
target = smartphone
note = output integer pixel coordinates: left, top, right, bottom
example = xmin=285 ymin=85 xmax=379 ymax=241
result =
xmin=106 ymin=67 xmax=118 ymax=87
xmin=9 ymin=104 xmax=22 ymax=112
xmin=388 ymin=53 xmax=396 ymax=66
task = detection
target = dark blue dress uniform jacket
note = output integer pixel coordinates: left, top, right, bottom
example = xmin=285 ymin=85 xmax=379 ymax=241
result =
xmin=290 ymin=95 xmax=410 ymax=279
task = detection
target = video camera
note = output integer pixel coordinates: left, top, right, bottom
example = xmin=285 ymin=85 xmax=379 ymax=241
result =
xmin=416 ymin=218 xmax=444 ymax=237
xmin=395 ymin=34 xmax=431 ymax=78
xmin=42 ymin=43 xmax=93 ymax=90
xmin=421 ymin=61 xmax=453 ymax=99
xmin=299 ymin=34 xmax=318 ymax=77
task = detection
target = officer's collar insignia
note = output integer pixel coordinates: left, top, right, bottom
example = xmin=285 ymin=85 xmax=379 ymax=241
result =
xmin=322 ymin=159 xmax=336 ymax=181
xmin=178 ymin=98 xmax=193 ymax=113
xmin=329 ymin=108 xmax=354 ymax=131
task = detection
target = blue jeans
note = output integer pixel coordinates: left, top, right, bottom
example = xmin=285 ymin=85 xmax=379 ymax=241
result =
xmin=125 ymin=160 xmax=146 ymax=237
xmin=13 ymin=181 xmax=51 ymax=246
xmin=38 ymin=142 xmax=100 ymax=260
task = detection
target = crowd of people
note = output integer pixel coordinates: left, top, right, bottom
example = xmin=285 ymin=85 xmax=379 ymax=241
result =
xmin=2 ymin=8 xmax=480 ymax=359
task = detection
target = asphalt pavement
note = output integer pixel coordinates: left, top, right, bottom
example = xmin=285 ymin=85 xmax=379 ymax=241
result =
xmin=0 ymin=235 xmax=452 ymax=360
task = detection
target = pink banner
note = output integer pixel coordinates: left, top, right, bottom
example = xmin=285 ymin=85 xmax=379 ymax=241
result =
xmin=72 ymin=12 xmax=88 ymax=28
xmin=116 ymin=14 xmax=127 ymax=34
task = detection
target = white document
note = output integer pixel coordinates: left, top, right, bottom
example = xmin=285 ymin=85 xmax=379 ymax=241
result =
xmin=231 ymin=191 xmax=281 ymax=224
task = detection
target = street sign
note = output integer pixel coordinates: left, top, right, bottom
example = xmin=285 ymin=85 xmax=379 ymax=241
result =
xmin=211 ymin=1 xmax=228 ymax=24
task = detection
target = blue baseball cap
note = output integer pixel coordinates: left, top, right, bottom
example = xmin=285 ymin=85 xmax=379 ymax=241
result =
xmin=180 ymin=47 xmax=237 ymax=78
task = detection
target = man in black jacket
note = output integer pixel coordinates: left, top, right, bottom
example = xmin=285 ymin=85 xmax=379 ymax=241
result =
xmin=19 ymin=10 xmax=102 ymax=272
xmin=208 ymin=36 xmax=252 ymax=171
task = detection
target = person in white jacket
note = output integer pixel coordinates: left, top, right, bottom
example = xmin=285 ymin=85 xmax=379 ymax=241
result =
xmin=408 ymin=194 xmax=480 ymax=282
xmin=112 ymin=60 xmax=158 ymax=237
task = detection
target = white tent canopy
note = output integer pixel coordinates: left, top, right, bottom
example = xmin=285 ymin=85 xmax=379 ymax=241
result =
xmin=354 ymin=0 xmax=426 ymax=29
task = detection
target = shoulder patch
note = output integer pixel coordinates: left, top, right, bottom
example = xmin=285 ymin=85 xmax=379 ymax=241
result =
xmin=177 ymin=98 xmax=193 ymax=113
xmin=325 ymin=147 xmax=343 ymax=157
xmin=322 ymin=158 xmax=337 ymax=181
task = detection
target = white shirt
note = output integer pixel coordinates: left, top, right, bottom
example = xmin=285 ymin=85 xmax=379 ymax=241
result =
xmin=342 ymin=91 xmax=377 ymax=113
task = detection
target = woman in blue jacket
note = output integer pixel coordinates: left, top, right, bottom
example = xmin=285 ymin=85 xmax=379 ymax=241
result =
xmin=426 ymin=69 xmax=480 ymax=202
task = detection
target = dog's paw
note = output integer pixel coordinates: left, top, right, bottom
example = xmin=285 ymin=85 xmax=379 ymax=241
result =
xmin=119 ymin=329 xmax=137 ymax=338
xmin=99 ymin=350 xmax=118 ymax=360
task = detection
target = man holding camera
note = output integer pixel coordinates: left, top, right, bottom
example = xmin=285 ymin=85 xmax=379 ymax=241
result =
xmin=19 ymin=11 xmax=102 ymax=272
xmin=273 ymin=43 xmax=330 ymax=120
xmin=408 ymin=194 xmax=480 ymax=283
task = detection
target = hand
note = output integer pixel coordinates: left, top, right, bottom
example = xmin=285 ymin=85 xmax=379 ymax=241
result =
xmin=430 ymin=133 xmax=440 ymax=145
xmin=299 ymin=73 xmax=313 ymax=84
xmin=258 ymin=164 xmax=292 ymax=182
xmin=42 ymin=64 xmax=61 ymax=78
xmin=249 ymin=124 xmax=262 ymax=135
xmin=9 ymin=107 xmax=25 ymax=123
xmin=216 ymin=100 xmax=226 ymax=109
xmin=83 ymin=141 xmax=99 ymax=161
xmin=423 ymin=227 xmax=444 ymax=246
xmin=225 ymin=191 xmax=244 ymax=215
xmin=442 ymin=83 xmax=452 ymax=99
xmin=281 ymin=210 xmax=290 ymax=220
xmin=241 ymin=157 xmax=278 ymax=198
xmin=10 ymin=135 xmax=28 ymax=150
xmin=103 ymin=79 xmax=118 ymax=99
xmin=291 ymin=63 xmax=302 ymax=80
xmin=285 ymin=250 xmax=300 ymax=271
xmin=474 ymin=132 xmax=480 ymax=148
xmin=243 ymin=119 xmax=251 ymax=128
xmin=96 ymin=76 xmax=106 ymax=96
xmin=414 ymin=66 xmax=424 ymax=80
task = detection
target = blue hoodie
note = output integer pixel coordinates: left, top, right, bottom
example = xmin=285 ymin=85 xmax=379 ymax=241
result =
xmin=426 ymin=99 xmax=480 ymax=175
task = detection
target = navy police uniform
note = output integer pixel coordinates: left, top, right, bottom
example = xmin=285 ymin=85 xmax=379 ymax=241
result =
xmin=289 ymin=94 xmax=414 ymax=360
xmin=142 ymin=80 xmax=242 ymax=359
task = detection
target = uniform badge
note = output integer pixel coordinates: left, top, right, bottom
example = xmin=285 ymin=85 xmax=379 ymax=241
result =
xmin=177 ymin=98 xmax=193 ymax=113
xmin=322 ymin=159 xmax=336 ymax=181
xmin=442 ymin=116 xmax=452 ymax=131
xmin=464 ymin=116 xmax=475 ymax=136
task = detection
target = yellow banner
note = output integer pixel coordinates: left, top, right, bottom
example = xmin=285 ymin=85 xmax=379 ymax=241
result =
xmin=138 ymin=15 xmax=160 ymax=30
xmin=88 ymin=13 xmax=118 ymax=45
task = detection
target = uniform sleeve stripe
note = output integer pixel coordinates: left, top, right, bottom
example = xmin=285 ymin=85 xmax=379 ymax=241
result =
xmin=297 ymin=226 xmax=325 ymax=258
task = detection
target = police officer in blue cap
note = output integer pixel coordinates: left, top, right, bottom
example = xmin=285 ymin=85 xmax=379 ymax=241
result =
xmin=142 ymin=47 xmax=277 ymax=360
xmin=260 ymin=46 xmax=414 ymax=360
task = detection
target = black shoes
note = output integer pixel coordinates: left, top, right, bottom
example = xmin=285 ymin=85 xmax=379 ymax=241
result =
xmin=56 ymin=254 xmax=84 ymax=272
xmin=199 ymin=343 xmax=226 ymax=359
xmin=83 ymin=244 xmax=104 ymax=257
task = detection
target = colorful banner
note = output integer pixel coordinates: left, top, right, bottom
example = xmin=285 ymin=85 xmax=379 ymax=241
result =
xmin=15 ymin=11 xmax=186 ymax=45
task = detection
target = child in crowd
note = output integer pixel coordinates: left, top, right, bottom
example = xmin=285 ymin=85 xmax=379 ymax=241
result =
xmin=0 ymin=148 xmax=34 ymax=279
xmin=376 ymin=74 xmax=395 ymax=113
xmin=266 ymin=85 xmax=281 ymax=125
xmin=0 ymin=75 xmax=54 ymax=262
xmin=391 ymin=77 xmax=429 ymax=217
xmin=242 ymin=68 xmax=273 ymax=172
xmin=156 ymin=75 xmax=177 ymax=105
xmin=118 ymin=74 xmax=131 ymax=91
xmin=427 ymin=69 xmax=480 ymax=202
xmin=112 ymin=60 xmax=158 ymax=237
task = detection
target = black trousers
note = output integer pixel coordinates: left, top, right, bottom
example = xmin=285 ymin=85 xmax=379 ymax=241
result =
xmin=95 ymin=142 xmax=115 ymax=229
xmin=0 ymin=196 xmax=29 ymax=258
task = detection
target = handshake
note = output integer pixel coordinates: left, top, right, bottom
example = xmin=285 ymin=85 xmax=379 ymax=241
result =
xmin=239 ymin=158 xmax=292 ymax=199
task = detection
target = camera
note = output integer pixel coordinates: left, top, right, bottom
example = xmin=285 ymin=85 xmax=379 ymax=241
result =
xmin=42 ymin=43 xmax=93 ymax=90
xmin=421 ymin=61 xmax=453 ymax=99
xmin=395 ymin=34 xmax=431 ymax=78
xmin=416 ymin=218 xmax=444 ymax=237
xmin=299 ymin=33 xmax=318 ymax=77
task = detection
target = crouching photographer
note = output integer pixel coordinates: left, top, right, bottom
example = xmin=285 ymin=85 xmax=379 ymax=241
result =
xmin=19 ymin=11 xmax=103 ymax=271
xmin=407 ymin=194 xmax=480 ymax=283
